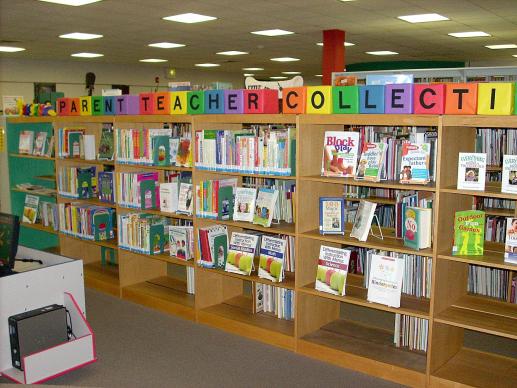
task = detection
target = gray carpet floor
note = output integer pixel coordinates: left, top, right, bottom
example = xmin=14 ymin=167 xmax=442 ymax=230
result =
xmin=1 ymin=288 xmax=406 ymax=387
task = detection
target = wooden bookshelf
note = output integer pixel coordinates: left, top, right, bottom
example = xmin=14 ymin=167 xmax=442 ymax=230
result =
xmin=20 ymin=222 xmax=58 ymax=234
xmin=83 ymin=261 xmax=120 ymax=297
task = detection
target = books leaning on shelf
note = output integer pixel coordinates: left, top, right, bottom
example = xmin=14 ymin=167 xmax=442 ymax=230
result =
xmin=233 ymin=187 xmax=256 ymax=222
xmin=169 ymin=225 xmax=194 ymax=261
xmin=395 ymin=191 xmax=433 ymax=238
xmin=253 ymin=187 xmax=279 ymax=227
xmin=319 ymin=197 xmax=345 ymax=235
xmin=57 ymin=128 xmax=85 ymax=158
xmin=197 ymin=224 xmax=228 ymax=268
xmin=225 ymin=232 xmax=259 ymax=276
xmin=116 ymin=127 xmax=175 ymax=166
xmin=98 ymin=171 xmax=115 ymax=204
xmin=58 ymin=165 xmax=97 ymax=199
xmin=117 ymin=172 xmax=159 ymax=210
xmin=118 ymin=213 xmax=168 ymax=255
xmin=315 ymin=245 xmax=351 ymax=296
xmin=402 ymin=207 xmax=432 ymax=250
xmin=195 ymin=178 xmax=237 ymax=219
xmin=32 ymin=131 xmax=47 ymax=156
xmin=355 ymin=142 xmax=386 ymax=182
xmin=254 ymin=283 xmax=294 ymax=320
xmin=468 ymin=264 xmax=509 ymax=300
xmin=502 ymin=155 xmax=517 ymax=194
xmin=452 ymin=210 xmax=485 ymax=256
xmin=399 ymin=143 xmax=430 ymax=185
xmin=394 ymin=315 xmax=428 ymax=352
xmin=18 ymin=130 xmax=35 ymax=155
xmin=321 ymin=131 xmax=360 ymax=177
xmin=40 ymin=201 xmax=59 ymax=231
xmin=350 ymin=200 xmax=377 ymax=241
xmin=457 ymin=152 xmax=487 ymax=191
xmin=258 ymin=235 xmax=286 ymax=283
xmin=22 ymin=194 xmax=39 ymax=224
xmin=504 ymin=217 xmax=517 ymax=264
xmin=367 ymin=254 xmax=404 ymax=308
xmin=195 ymin=126 xmax=295 ymax=176
xmin=58 ymin=203 xmax=114 ymax=241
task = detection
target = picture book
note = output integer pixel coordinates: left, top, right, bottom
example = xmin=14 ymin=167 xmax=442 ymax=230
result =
xmin=152 ymin=135 xmax=170 ymax=166
xmin=148 ymin=223 xmax=165 ymax=255
xmin=399 ymin=143 xmax=430 ymax=184
xmin=83 ymin=134 xmax=96 ymax=160
xmin=505 ymin=218 xmax=517 ymax=264
xmin=159 ymin=182 xmax=179 ymax=213
xmin=98 ymin=171 xmax=115 ymax=203
xmin=217 ymin=185 xmax=234 ymax=221
xmin=403 ymin=206 xmax=432 ymax=250
xmin=46 ymin=136 xmax=55 ymax=158
xmin=22 ymin=194 xmax=39 ymax=224
xmin=169 ymin=138 xmax=179 ymax=165
xmin=18 ymin=131 xmax=34 ymax=154
xmin=457 ymin=153 xmax=486 ymax=191
xmin=213 ymin=233 xmax=229 ymax=269
xmin=350 ymin=200 xmax=377 ymax=241
xmin=68 ymin=131 xmax=82 ymax=158
xmin=315 ymin=245 xmax=351 ymax=296
xmin=321 ymin=131 xmax=360 ymax=177
xmin=98 ymin=127 xmax=114 ymax=160
xmin=355 ymin=142 xmax=386 ymax=182
xmin=225 ymin=232 xmax=259 ymax=276
xmin=169 ymin=226 xmax=192 ymax=260
xmin=92 ymin=209 xmax=113 ymax=241
xmin=197 ymin=224 xmax=227 ymax=268
xmin=139 ymin=179 xmax=157 ymax=210
xmin=319 ymin=197 xmax=345 ymax=235
xmin=32 ymin=132 xmax=47 ymax=156
xmin=367 ymin=254 xmax=404 ymax=308
xmin=452 ymin=210 xmax=485 ymax=256
xmin=258 ymin=235 xmax=287 ymax=283
xmin=77 ymin=168 xmax=94 ymax=199
xmin=176 ymin=137 xmax=191 ymax=167
xmin=253 ymin=188 xmax=279 ymax=227
xmin=502 ymin=155 xmax=517 ymax=194
xmin=177 ymin=183 xmax=193 ymax=215
xmin=233 ymin=187 xmax=256 ymax=222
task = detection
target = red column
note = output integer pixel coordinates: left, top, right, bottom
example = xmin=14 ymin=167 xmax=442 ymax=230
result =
xmin=322 ymin=29 xmax=345 ymax=85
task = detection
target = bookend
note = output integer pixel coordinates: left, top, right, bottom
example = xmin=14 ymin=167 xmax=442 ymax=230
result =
xmin=368 ymin=214 xmax=384 ymax=240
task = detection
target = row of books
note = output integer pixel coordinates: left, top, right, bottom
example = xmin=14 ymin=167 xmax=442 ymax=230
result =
xmin=115 ymin=127 xmax=191 ymax=167
xmin=475 ymin=197 xmax=515 ymax=211
xmin=485 ymin=216 xmax=506 ymax=243
xmin=255 ymin=284 xmax=294 ymax=321
xmin=194 ymin=126 xmax=295 ymax=176
xmin=116 ymin=172 xmax=160 ymax=209
xmin=58 ymin=203 xmax=114 ymax=241
xmin=39 ymin=201 xmax=59 ymax=230
xmin=476 ymin=128 xmax=517 ymax=167
xmin=169 ymin=225 xmax=194 ymax=261
xmin=394 ymin=314 xmax=428 ymax=352
xmin=467 ymin=264 xmax=508 ymax=301
xmin=57 ymin=126 xmax=114 ymax=160
xmin=117 ymin=213 xmax=168 ymax=255
xmin=18 ymin=130 xmax=54 ymax=157
xmin=57 ymin=166 xmax=97 ymax=199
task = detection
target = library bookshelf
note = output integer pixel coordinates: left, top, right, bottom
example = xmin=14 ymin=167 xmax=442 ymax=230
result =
xmin=7 ymin=113 xmax=517 ymax=388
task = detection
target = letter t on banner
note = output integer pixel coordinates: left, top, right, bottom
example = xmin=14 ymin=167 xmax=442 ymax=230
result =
xmin=322 ymin=29 xmax=345 ymax=86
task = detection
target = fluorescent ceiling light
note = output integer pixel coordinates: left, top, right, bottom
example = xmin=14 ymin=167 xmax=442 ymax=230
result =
xmin=242 ymin=67 xmax=264 ymax=71
xmin=315 ymin=74 xmax=323 ymax=77
xmin=448 ymin=31 xmax=491 ymax=38
xmin=317 ymin=42 xmax=355 ymax=46
xmin=251 ymin=29 xmax=294 ymax=36
xmin=71 ymin=52 xmax=103 ymax=58
xmin=398 ymin=13 xmax=449 ymax=23
xmin=163 ymin=13 xmax=216 ymax=23
xmin=338 ymin=0 xmax=356 ymax=2
xmin=39 ymin=0 xmax=101 ymax=5
xmin=282 ymin=71 xmax=301 ymax=75
xmin=0 ymin=46 xmax=25 ymax=52
xmin=270 ymin=57 xmax=299 ymax=62
xmin=195 ymin=63 xmax=220 ymax=67
xmin=270 ymin=76 xmax=287 ymax=80
xmin=243 ymin=73 xmax=254 ymax=77
xmin=139 ymin=58 xmax=168 ymax=63
xmin=486 ymin=44 xmax=517 ymax=49
xmin=513 ymin=54 xmax=517 ymax=57
xmin=59 ymin=32 xmax=103 ymax=40
xmin=148 ymin=42 xmax=185 ymax=48
xmin=366 ymin=50 xmax=398 ymax=55
xmin=216 ymin=51 xmax=248 ymax=55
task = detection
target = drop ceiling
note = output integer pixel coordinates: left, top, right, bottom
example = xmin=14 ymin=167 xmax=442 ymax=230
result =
xmin=1 ymin=0 xmax=517 ymax=79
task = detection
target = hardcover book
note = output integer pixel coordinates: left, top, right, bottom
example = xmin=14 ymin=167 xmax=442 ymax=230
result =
xmin=225 ymin=232 xmax=259 ymax=276
xmin=457 ymin=153 xmax=487 ymax=191
xmin=319 ymin=197 xmax=345 ymax=235
xmin=148 ymin=223 xmax=165 ymax=255
xmin=253 ymin=188 xmax=279 ymax=227
xmin=159 ymin=182 xmax=179 ymax=213
xmin=140 ymin=179 xmax=157 ymax=210
xmin=350 ymin=200 xmax=377 ymax=241
xmin=92 ymin=209 xmax=112 ymax=241
xmin=505 ymin=218 xmax=517 ymax=264
xmin=355 ymin=142 xmax=386 ymax=182
xmin=399 ymin=143 xmax=431 ymax=184
xmin=169 ymin=138 xmax=179 ymax=166
xmin=452 ymin=210 xmax=485 ymax=256
xmin=217 ymin=185 xmax=234 ymax=221
xmin=233 ymin=187 xmax=256 ymax=222
xmin=98 ymin=172 xmax=115 ymax=203
xmin=315 ymin=245 xmax=351 ymax=296
xmin=258 ymin=235 xmax=287 ymax=283
xmin=403 ymin=207 xmax=432 ymax=250
xmin=77 ymin=169 xmax=94 ymax=199
xmin=213 ymin=233 xmax=229 ymax=269
xmin=321 ymin=131 xmax=360 ymax=177
xmin=152 ymin=135 xmax=170 ymax=166
xmin=367 ymin=254 xmax=404 ymax=308
xmin=177 ymin=183 xmax=193 ymax=215
xmin=502 ymin=155 xmax=517 ymax=194
xmin=18 ymin=131 xmax=34 ymax=155
xmin=32 ymin=132 xmax=47 ymax=156
xmin=169 ymin=226 xmax=191 ymax=260
xmin=22 ymin=194 xmax=39 ymax=224
xmin=98 ymin=127 xmax=114 ymax=160
xmin=176 ymin=137 xmax=191 ymax=167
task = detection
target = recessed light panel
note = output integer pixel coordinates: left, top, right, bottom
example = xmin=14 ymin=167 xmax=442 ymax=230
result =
xmin=270 ymin=76 xmax=287 ymax=79
xmin=366 ymin=51 xmax=398 ymax=55
xmin=39 ymin=0 xmax=101 ymax=5
xmin=148 ymin=42 xmax=185 ymax=48
xmin=216 ymin=51 xmax=248 ymax=55
xmin=59 ymin=32 xmax=103 ymax=40
xmin=139 ymin=58 xmax=168 ymax=63
xmin=163 ymin=13 xmax=217 ymax=23
xmin=282 ymin=71 xmax=301 ymax=75
xmin=486 ymin=44 xmax=517 ymax=49
xmin=251 ymin=29 xmax=294 ymax=36
xmin=270 ymin=57 xmax=299 ymax=62
xmin=0 ymin=46 xmax=26 ymax=52
xmin=448 ymin=31 xmax=490 ymax=38
xmin=315 ymin=74 xmax=323 ymax=77
xmin=398 ymin=13 xmax=449 ymax=23
xmin=317 ymin=42 xmax=355 ymax=46
xmin=71 ymin=52 xmax=103 ymax=58
xmin=195 ymin=63 xmax=220 ymax=67
xmin=243 ymin=73 xmax=254 ymax=77
xmin=242 ymin=67 xmax=264 ymax=71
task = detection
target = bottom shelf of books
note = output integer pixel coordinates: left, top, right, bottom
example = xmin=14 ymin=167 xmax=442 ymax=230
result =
xmin=296 ymin=293 xmax=428 ymax=387
xmin=83 ymin=261 xmax=120 ymax=297
xmin=196 ymin=269 xmax=295 ymax=350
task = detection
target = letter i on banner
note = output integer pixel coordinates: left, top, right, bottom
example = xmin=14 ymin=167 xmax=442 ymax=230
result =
xmin=477 ymin=83 xmax=515 ymax=115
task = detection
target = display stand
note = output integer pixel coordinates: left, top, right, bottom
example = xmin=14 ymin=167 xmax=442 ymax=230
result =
xmin=0 ymin=246 xmax=96 ymax=384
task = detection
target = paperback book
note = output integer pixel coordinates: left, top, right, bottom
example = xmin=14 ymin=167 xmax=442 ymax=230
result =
xmin=169 ymin=226 xmax=193 ymax=260
xmin=98 ymin=171 xmax=115 ymax=203
xmin=177 ymin=183 xmax=193 ymax=215
xmin=159 ymin=182 xmax=179 ymax=213
xmin=315 ymin=245 xmax=351 ymax=296
xmin=18 ymin=131 xmax=34 ymax=155
xmin=457 ymin=153 xmax=487 ymax=191
xmin=504 ymin=218 xmax=517 ymax=264
xmin=225 ymin=232 xmax=259 ymax=276
xmin=350 ymin=200 xmax=377 ymax=241
xmin=22 ymin=194 xmax=39 ymax=224
xmin=217 ymin=185 xmax=234 ymax=221
xmin=253 ymin=188 xmax=279 ymax=227
xmin=403 ymin=207 xmax=432 ymax=250
xmin=502 ymin=155 xmax=517 ymax=194
xmin=97 ymin=127 xmax=114 ymax=160
xmin=319 ymin=197 xmax=345 ymax=235
xmin=321 ymin=131 xmax=360 ymax=177
xmin=356 ymin=142 xmax=387 ymax=182
xmin=399 ymin=143 xmax=430 ymax=184
xmin=32 ymin=132 xmax=47 ymax=156
xmin=197 ymin=224 xmax=228 ymax=268
xmin=233 ymin=187 xmax=256 ymax=222
xmin=258 ymin=235 xmax=287 ymax=283
xmin=452 ymin=210 xmax=485 ymax=256
xmin=152 ymin=135 xmax=170 ymax=166
xmin=367 ymin=254 xmax=404 ymax=308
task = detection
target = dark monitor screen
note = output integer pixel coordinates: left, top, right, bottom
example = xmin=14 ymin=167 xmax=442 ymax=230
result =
xmin=0 ymin=213 xmax=20 ymax=275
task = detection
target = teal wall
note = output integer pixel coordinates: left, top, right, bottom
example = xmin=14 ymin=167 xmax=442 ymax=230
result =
xmin=346 ymin=60 xmax=465 ymax=72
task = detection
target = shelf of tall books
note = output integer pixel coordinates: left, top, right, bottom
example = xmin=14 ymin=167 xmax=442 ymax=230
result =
xmin=8 ymin=112 xmax=517 ymax=387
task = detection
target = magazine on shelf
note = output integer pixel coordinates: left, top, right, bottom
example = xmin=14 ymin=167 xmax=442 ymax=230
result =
xmin=321 ymin=131 xmax=360 ymax=177
xmin=457 ymin=152 xmax=487 ymax=191
xmin=315 ymin=245 xmax=351 ymax=296
xmin=258 ymin=235 xmax=287 ymax=283
xmin=367 ymin=254 xmax=404 ymax=308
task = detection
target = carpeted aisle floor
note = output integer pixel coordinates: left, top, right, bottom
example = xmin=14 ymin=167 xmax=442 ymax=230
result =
xmin=1 ymin=289 xmax=406 ymax=387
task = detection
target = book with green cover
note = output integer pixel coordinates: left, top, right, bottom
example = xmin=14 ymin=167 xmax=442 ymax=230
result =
xmin=152 ymin=136 xmax=170 ymax=166
xmin=213 ymin=233 xmax=228 ymax=269
xmin=217 ymin=186 xmax=234 ymax=221
xmin=68 ymin=132 xmax=82 ymax=158
xmin=149 ymin=223 xmax=165 ymax=255
xmin=22 ymin=194 xmax=40 ymax=224
xmin=77 ymin=170 xmax=93 ymax=199
xmin=140 ymin=179 xmax=157 ymax=210
xmin=92 ymin=209 xmax=112 ymax=241
xmin=98 ymin=127 xmax=114 ymax=160
xmin=452 ymin=210 xmax=485 ymax=256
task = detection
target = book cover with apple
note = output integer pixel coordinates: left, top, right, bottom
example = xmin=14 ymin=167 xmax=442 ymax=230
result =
xmin=258 ymin=235 xmax=287 ymax=283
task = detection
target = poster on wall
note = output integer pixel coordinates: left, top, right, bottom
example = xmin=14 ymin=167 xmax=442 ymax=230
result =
xmin=244 ymin=76 xmax=303 ymax=97
xmin=2 ymin=96 xmax=23 ymax=116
